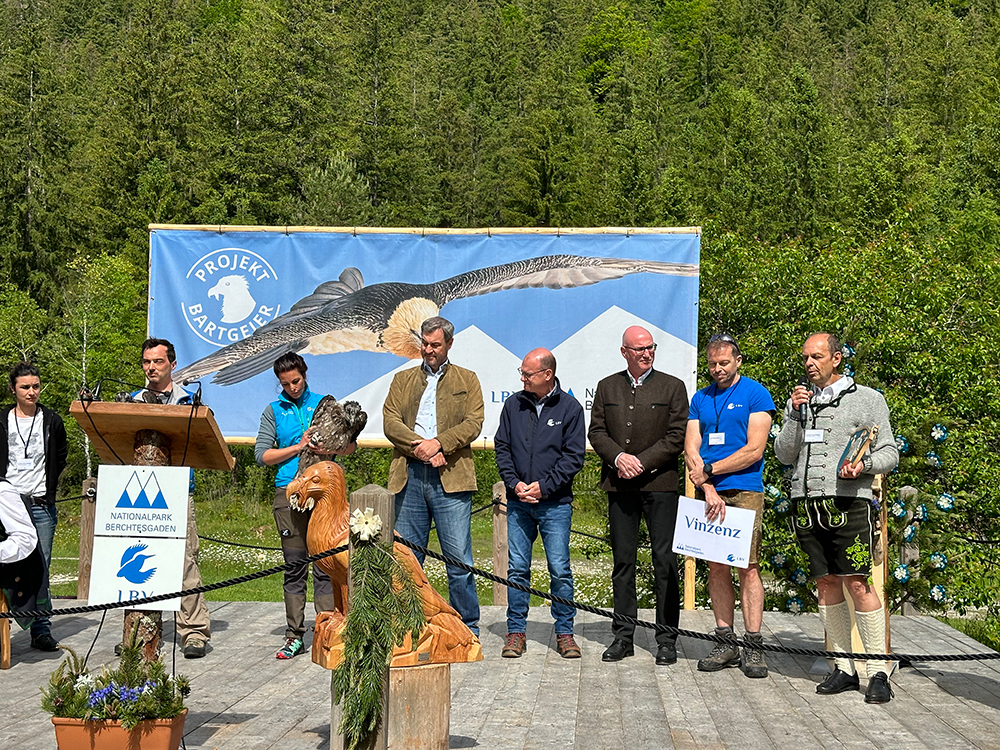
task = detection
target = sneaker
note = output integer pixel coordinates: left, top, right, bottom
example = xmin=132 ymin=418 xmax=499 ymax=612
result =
xmin=740 ymin=633 xmax=768 ymax=678
xmin=183 ymin=639 xmax=207 ymax=659
xmin=30 ymin=633 xmax=59 ymax=652
xmin=555 ymin=634 xmax=581 ymax=659
xmin=502 ymin=632 xmax=527 ymax=658
xmin=276 ymin=637 xmax=305 ymax=660
xmin=697 ymin=631 xmax=740 ymax=672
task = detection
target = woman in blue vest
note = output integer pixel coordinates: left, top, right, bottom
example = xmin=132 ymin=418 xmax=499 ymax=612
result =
xmin=255 ymin=353 xmax=351 ymax=659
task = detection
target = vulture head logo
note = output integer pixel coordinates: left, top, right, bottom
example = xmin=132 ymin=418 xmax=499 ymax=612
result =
xmin=183 ymin=248 xmax=281 ymax=348
xmin=209 ymin=275 xmax=256 ymax=323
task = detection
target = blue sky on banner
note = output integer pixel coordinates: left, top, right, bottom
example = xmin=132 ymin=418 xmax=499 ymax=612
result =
xmin=149 ymin=229 xmax=700 ymax=440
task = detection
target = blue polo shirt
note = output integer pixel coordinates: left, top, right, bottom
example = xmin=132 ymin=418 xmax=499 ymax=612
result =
xmin=688 ymin=376 xmax=775 ymax=491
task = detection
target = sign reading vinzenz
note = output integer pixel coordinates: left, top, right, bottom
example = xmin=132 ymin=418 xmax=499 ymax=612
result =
xmin=149 ymin=226 xmax=701 ymax=443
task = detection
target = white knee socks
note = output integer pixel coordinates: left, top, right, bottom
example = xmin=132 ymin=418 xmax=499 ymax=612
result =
xmin=818 ymin=601 xmax=855 ymax=675
xmin=855 ymin=607 xmax=892 ymax=678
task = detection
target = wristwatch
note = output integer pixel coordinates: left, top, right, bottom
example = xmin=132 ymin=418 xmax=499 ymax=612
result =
xmin=704 ymin=463 xmax=714 ymax=478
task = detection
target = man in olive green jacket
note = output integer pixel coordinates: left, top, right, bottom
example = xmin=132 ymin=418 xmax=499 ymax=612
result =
xmin=383 ymin=316 xmax=485 ymax=634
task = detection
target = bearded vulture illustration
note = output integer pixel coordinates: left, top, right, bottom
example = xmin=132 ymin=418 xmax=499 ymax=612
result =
xmin=174 ymin=254 xmax=699 ymax=386
xmin=295 ymin=396 xmax=368 ymax=477
xmin=208 ymin=274 xmax=257 ymax=323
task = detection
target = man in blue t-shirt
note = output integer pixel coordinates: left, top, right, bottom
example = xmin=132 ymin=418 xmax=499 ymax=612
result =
xmin=684 ymin=333 xmax=775 ymax=678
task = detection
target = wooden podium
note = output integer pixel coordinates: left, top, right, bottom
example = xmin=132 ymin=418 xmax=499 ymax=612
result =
xmin=69 ymin=399 xmax=234 ymax=656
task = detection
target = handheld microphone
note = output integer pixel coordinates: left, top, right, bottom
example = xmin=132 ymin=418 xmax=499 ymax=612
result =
xmin=797 ymin=376 xmax=809 ymax=424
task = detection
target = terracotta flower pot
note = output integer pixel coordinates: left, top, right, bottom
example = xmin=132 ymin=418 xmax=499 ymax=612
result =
xmin=51 ymin=709 xmax=187 ymax=750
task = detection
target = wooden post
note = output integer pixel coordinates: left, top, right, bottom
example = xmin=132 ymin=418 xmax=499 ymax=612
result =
xmin=491 ymin=481 xmax=508 ymax=607
xmin=684 ymin=471 xmax=696 ymax=610
xmin=899 ymin=486 xmax=919 ymax=616
xmin=331 ymin=484 xmax=394 ymax=750
xmin=76 ymin=477 xmax=97 ymax=600
xmin=0 ymin=589 xmax=9 ymax=670
xmin=123 ymin=430 xmax=170 ymax=660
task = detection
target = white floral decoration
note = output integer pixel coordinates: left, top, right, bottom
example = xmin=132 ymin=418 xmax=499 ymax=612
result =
xmin=930 ymin=584 xmax=947 ymax=602
xmin=350 ymin=507 xmax=383 ymax=541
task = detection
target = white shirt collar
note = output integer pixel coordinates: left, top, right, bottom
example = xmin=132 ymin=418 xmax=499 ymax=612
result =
xmin=813 ymin=375 xmax=853 ymax=404
xmin=628 ymin=368 xmax=653 ymax=387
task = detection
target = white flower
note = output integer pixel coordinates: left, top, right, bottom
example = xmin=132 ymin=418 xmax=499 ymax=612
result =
xmin=350 ymin=507 xmax=383 ymax=541
xmin=74 ymin=673 xmax=96 ymax=691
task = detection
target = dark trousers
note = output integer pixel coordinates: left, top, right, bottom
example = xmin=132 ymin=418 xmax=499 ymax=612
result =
xmin=608 ymin=490 xmax=680 ymax=646
xmin=273 ymin=487 xmax=337 ymax=640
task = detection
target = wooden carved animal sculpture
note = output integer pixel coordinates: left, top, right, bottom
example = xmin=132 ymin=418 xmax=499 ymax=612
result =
xmin=286 ymin=461 xmax=482 ymax=668
xmin=295 ymin=396 xmax=367 ymax=478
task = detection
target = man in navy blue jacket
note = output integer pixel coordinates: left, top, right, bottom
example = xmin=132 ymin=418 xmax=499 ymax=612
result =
xmin=494 ymin=348 xmax=585 ymax=659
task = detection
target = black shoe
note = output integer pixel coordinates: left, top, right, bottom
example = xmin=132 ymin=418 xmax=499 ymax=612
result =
xmin=816 ymin=667 xmax=860 ymax=695
xmin=865 ymin=672 xmax=894 ymax=704
xmin=114 ymin=642 xmax=122 ymax=657
xmin=30 ymin=633 xmax=59 ymax=652
xmin=183 ymin=639 xmax=207 ymax=659
xmin=602 ymin=639 xmax=634 ymax=662
xmin=655 ymin=642 xmax=677 ymax=665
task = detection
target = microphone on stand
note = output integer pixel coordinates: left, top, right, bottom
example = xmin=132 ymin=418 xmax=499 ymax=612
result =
xmin=182 ymin=379 xmax=203 ymax=407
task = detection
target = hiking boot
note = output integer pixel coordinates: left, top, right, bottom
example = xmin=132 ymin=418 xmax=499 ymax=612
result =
xmin=276 ymin=637 xmax=305 ymax=660
xmin=740 ymin=632 xmax=768 ymax=678
xmin=502 ymin=632 xmax=527 ymax=658
xmin=183 ymin=639 xmax=207 ymax=659
xmin=555 ymin=634 xmax=581 ymax=659
xmin=697 ymin=631 xmax=740 ymax=672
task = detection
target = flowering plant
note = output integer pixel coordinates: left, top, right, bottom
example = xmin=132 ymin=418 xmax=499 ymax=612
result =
xmin=40 ymin=631 xmax=190 ymax=730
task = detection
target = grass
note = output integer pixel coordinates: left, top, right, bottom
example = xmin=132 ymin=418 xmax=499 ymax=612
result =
xmin=938 ymin=615 xmax=1000 ymax=653
xmin=47 ymin=488 xmax=624 ymax=607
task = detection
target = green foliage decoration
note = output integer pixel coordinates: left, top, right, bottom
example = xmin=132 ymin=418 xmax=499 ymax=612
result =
xmin=332 ymin=513 xmax=426 ymax=750
xmin=40 ymin=627 xmax=191 ymax=731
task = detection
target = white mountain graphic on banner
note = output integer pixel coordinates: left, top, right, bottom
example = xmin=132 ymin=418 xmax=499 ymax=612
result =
xmin=344 ymin=310 xmax=696 ymax=444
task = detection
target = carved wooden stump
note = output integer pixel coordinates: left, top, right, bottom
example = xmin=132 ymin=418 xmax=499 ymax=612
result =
xmin=133 ymin=429 xmax=172 ymax=466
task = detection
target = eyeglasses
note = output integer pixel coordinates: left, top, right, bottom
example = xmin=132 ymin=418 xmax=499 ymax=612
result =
xmin=708 ymin=333 xmax=741 ymax=356
xmin=518 ymin=368 xmax=549 ymax=379
xmin=623 ymin=344 xmax=657 ymax=353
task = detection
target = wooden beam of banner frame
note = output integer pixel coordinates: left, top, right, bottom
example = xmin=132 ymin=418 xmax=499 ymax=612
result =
xmin=149 ymin=224 xmax=701 ymax=236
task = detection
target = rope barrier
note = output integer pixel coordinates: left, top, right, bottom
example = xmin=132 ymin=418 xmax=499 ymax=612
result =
xmin=198 ymin=535 xmax=282 ymax=551
xmin=393 ymin=534 xmax=1000 ymax=664
xmin=4 ymin=531 xmax=998 ymax=664
xmin=0 ymin=544 xmax=347 ymax=620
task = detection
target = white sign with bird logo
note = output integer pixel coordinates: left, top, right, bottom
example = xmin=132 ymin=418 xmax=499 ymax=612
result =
xmin=88 ymin=466 xmax=190 ymax=611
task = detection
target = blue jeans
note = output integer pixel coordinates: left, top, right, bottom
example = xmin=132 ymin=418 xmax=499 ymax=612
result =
xmin=394 ymin=461 xmax=480 ymax=635
xmin=29 ymin=502 xmax=57 ymax=637
xmin=506 ymin=499 xmax=575 ymax=635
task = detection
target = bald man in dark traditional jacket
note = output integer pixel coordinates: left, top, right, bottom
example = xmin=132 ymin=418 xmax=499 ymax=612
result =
xmin=588 ymin=325 xmax=689 ymax=666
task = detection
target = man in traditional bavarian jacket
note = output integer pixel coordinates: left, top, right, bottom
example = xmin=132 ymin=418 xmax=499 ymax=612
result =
xmin=383 ymin=316 xmax=485 ymax=636
xmin=588 ymin=325 xmax=689 ymax=666
xmin=774 ymin=332 xmax=899 ymax=704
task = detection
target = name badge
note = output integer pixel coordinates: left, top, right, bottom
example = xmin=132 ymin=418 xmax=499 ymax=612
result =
xmin=708 ymin=432 xmax=725 ymax=446
xmin=16 ymin=457 xmax=33 ymax=471
xmin=804 ymin=429 xmax=825 ymax=443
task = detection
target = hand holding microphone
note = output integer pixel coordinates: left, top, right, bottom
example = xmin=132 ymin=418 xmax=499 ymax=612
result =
xmin=791 ymin=376 xmax=811 ymax=423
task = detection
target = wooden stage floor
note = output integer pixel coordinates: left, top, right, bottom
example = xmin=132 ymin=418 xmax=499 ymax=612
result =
xmin=2 ymin=603 xmax=999 ymax=749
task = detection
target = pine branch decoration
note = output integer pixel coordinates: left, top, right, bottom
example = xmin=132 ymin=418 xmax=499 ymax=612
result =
xmin=333 ymin=511 xmax=426 ymax=750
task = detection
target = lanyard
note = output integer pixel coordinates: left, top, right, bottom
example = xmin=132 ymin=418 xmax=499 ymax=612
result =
xmin=14 ymin=408 xmax=39 ymax=459
xmin=710 ymin=377 xmax=741 ymax=433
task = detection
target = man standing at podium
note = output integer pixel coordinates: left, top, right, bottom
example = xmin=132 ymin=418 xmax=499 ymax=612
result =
xmin=132 ymin=338 xmax=211 ymax=659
